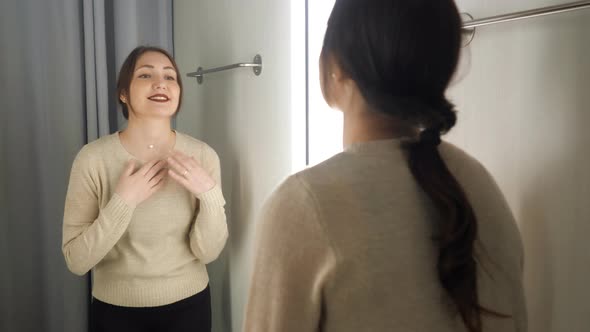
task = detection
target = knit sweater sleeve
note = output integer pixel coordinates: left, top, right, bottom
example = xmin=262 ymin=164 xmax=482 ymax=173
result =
xmin=62 ymin=147 xmax=135 ymax=276
xmin=243 ymin=174 xmax=338 ymax=332
xmin=188 ymin=145 xmax=228 ymax=264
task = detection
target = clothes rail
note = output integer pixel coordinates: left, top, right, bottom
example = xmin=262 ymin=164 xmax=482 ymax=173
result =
xmin=462 ymin=0 xmax=590 ymax=29
xmin=186 ymin=54 xmax=262 ymax=84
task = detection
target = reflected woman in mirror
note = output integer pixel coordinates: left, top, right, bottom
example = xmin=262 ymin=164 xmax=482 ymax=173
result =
xmin=244 ymin=1 xmax=526 ymax=331
xmin=62 ymin=46 xmax=227 ymax=332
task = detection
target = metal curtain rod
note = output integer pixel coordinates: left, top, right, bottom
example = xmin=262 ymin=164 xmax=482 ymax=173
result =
xmin=186 ymin=54 xmax=262 ymax=84
xmin=462 ymin=0 xmax=590 ymax=30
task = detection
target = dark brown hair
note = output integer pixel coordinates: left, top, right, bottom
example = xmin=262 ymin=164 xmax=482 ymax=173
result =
xmin=116 ymin=46 xmax=183 ymax=119
xmin=321 ymin=1 xmax=507 ymax=331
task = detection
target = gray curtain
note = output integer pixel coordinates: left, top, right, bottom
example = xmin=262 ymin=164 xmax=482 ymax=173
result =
xmin=0 ymin=1 xmax=173 ymax=331
xmin=84 ymin=0 xmax=174 ymax=136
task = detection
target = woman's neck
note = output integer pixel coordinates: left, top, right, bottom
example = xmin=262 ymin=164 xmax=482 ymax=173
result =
xmin=119 ymin=118 xmax=176 ymax=161
xmin=342 ymin=106 xmax=413 ymax=148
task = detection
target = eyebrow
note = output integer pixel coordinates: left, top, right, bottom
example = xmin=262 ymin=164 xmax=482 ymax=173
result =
xmin=135 ymin=65 xmax=176 ymax=71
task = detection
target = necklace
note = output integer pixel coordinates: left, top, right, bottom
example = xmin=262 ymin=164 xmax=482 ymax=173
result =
xmin=145 ymin=131 xmax=175 ymax=151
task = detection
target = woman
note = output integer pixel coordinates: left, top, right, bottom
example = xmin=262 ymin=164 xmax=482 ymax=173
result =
xmin=244 ymin=1 xmax=526 ymax=331
xmin=62 ymin=46 xmax=227 ymax=332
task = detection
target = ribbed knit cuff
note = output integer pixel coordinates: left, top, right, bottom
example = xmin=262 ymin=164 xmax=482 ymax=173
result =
xmin=102 ymin=193 xmax=135 ymax=226
xmin=196 ymin=185 xmax=225 ymax=214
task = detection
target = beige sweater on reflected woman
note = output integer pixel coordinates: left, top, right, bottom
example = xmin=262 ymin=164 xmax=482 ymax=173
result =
xmin=62 ymin=131 xmax=228 ymax=307
xmin=244 ymin=139 xmax=527 ymax=332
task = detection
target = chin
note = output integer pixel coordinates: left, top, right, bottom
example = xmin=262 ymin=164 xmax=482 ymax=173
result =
xmin=156 ymin=111 xmax=177 ymax=118
xmin=149 ymin=106 xmax=177 ymax=117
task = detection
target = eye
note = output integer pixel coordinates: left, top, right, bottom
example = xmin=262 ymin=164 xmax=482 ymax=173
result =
xmin=138 ymin=73 xmax=150 ymax=78
xmin=165 ymin=75 xmax=176 ymax=81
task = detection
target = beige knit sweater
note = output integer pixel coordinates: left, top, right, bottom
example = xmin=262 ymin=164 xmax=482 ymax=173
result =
xmin=244 ymin=139 xmax=527 ymax=332
xmin=62 ymin=131 xmax=228 ymax=307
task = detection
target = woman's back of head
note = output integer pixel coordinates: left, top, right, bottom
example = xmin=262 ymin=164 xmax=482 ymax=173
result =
xmin=322 ymin=0 xmax=462 ymax=134
xmin=321 ymin=1 xmax=507 ymax=332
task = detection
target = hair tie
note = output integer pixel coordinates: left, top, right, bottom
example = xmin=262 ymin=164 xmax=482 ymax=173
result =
xmin=420 ymin=129 xmax=442 ymax=146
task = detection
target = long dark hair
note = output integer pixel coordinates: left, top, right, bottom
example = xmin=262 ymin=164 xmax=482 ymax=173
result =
xmin=116 ymin=46 xmax=183 ymax=119
xmin=321 ymin=1 xmax=495 ymax=331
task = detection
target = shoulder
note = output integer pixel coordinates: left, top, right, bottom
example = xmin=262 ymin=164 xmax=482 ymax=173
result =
xmin=438 ymin=141 xmax=495 ymax=185
xmin=263 ymin=173 xmax=317 ymax=221
xmin=439 ymin=141 xmax=522 ymax=254
xmin=72 ymin=133 xmax=118 ymax=167
xmin=438 ymin=141 xmax=502 ymax=203
xmin=294 ymin=152 xmax=351 ymax=188
xmin=176 ymin=131 xmax=219 ymax=161
xmin=263 ymin=169 xmax=331 ymax=227
xmin=261 ymin=173 xmax=325 ymax=241
xmin=269 ymin=174 xmax=315 ymax=206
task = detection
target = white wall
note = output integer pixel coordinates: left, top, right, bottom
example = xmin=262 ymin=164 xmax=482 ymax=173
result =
xmin=449 ymin=1 xmax=590 ymax=331
xmin=173 ymin=1 xmax=298 ymax=331
xmin=174 ymin=0 xmax=590 ymax=331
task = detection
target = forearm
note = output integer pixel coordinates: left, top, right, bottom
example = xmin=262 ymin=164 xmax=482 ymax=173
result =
xmin=62 ymin=194 xmax=134 ymax=275
xmin=189 ymin=185 xmax=228 ymax=264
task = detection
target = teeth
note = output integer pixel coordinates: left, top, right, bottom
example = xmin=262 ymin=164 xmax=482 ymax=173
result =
xmin=149 ymin=96 xmax=168 ymax=101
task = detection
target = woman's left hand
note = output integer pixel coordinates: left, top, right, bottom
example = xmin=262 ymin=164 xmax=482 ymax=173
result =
xmin=167 ymin=150 xmax=216 ymax=196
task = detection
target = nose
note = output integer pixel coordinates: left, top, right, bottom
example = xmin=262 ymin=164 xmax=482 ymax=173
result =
xmin=153 ymin=78 xmax=167 ymax=90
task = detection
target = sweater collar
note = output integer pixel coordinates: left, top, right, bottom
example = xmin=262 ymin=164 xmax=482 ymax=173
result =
xmin=344 ymin=138 xmax=404 ymax=154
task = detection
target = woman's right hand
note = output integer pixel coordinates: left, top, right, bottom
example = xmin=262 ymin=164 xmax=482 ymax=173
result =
xmin=114 ymin=159 xmax=167 ymax=206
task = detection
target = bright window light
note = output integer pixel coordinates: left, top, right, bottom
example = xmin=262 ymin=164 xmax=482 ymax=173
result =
xmin=290 ymin=0 xmax=306 ymax=173
xmin=307 ymin=0 xmax=342 ymax=167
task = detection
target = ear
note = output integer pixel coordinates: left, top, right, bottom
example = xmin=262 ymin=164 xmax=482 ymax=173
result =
xmin=120 ymin=93 xmax=127 ymax=103
xmin=329 ymin=61 xmax=351 ymax=96
xmin=330 ymin=62 xmax=345 ymax=82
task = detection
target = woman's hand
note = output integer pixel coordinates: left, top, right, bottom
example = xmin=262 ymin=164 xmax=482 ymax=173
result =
xmin=167 ymin=150 xmax=216 ymax=196
xmin=114 ymin=159 xmax=167 ymax=206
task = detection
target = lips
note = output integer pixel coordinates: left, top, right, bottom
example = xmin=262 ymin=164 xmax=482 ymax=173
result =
xmin=148 ymin=94 xmax=170 ymax=102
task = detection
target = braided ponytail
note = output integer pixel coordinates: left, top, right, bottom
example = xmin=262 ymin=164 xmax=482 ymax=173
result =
xmin=403 ymin=101 xmax=483 ymax=332
xmin=319 ymin=1 xmax=511 ymax=330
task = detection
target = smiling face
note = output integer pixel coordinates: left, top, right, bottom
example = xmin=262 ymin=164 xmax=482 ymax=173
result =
xmin=122 ymin=51 xmax=181 ymax=120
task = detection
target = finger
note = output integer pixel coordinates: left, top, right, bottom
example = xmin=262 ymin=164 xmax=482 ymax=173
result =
xmin=149 ymin=178 xmax=166 ymax=194
xmin=167 ymin=155 xmax=188 ymax=175
xmin=168 ymin=168 xmax=191 ymax=188
xmin=125 ymin=160 xmax=136 ymax=175
xmin=187 ymin=156 xmax=202 ymax=171
xmin=149 ymin=170 xmax=167 ymax=187
xmin=172 ymin=150 xmax=189 ymax=159
xmin=153 ymin=159 xmax=168 ymax=173
xmin=144 ymin=160 xmax=167 ymax=179
xmin=173 ymin=151 xmax=193 ymax=166
xmin=139 ymin=159 xmax=163 ymax=176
